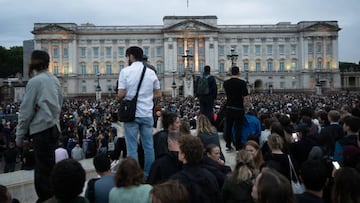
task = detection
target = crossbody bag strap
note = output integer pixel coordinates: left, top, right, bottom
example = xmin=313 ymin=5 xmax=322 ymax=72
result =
xmin=287 ymin=155 xmax=300 ymax=182
xmin=133 ymin=66 xmax=147 ymax=101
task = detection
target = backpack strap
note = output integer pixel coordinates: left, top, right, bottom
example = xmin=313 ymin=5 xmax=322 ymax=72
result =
xmin=86 ymin=178 xmax=100 ymax=203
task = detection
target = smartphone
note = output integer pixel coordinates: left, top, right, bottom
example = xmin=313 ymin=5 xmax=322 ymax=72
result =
xmin=332 ymin=161 xmax=340 ymax=170
xmin=292 ymin=132 xmax=299 ymax=142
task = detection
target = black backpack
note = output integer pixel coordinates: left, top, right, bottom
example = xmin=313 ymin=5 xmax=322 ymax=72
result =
xmin=196 ymin=75 xmax=210 ymax=95
xmin=86 ymin=178 xmax=99 ymax=203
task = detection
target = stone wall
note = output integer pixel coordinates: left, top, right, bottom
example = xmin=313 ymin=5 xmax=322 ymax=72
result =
xmin=1 ymin=158 xmax=97 ymax=203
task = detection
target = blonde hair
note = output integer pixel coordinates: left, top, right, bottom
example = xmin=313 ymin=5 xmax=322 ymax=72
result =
xmin=232 ymin=150 xmax=257 ymax=183
xmin=267 ymin=133 xmax=284 ymax=151
xmin=196 ymin=114 xmax=216 ymax=135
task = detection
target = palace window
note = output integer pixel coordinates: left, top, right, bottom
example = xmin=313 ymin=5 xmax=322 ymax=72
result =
xmin=308 ymin=44 xmax=313 ymax=54
xmin=118 ymin=47 xmax=125 ymax=57
xmin=243 ymin=45 xmax=249 ymax=56
xmin=81 ymin=64 xmax=87 ymax=75
xmin=279 ymin=61 xmax=285 ymax=72
xmin=63 ymin=47 xmax=69 ymax=58
xmin=279 ymin=45 xmax=285 ymax=55
xmin=256 ymin=62 xmax=261 ymax=72
xmin=93 ymin=64 xmax=99 ymax=74
xmin=291 ymin=45 xmax=297 ymax=55
xmin=255 ymin=45 xmax=261 ymax=56
xmin=53 ymin=47 xmax=59 ymax=58
xmin=93 ymin=47 xmax=99 ymax=58
xmin=80 ymin=47 xmax=86 ymax=58
xmin=106 ymin=47 xmax=112 ymax=58
xmin=219 ymin=46 xmax=225 ymax=56
xmin=267 ymin=61 xmax=273 ymax=72
xmin=267 ymin=45 xmax=273 ymax=55
xmin=106 ymin=64 xmax=112 ymax=74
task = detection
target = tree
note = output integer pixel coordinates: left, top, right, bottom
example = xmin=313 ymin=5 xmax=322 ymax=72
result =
xmin=0 ymin=46 xmax=23 ymax=78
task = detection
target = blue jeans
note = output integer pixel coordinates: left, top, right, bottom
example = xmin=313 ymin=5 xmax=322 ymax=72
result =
xmin=124 ymin=117 xmax=154 ymax=177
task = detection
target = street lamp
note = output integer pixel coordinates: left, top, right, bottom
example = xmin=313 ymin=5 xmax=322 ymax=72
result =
xmin=171 ymin=71 xmax=177 ymax=98
xmin=315 ymin=69 xmax=322 ymax=95
xmin=108 ymin=86 xmax=112 ymax=97
xmin=227 ymin=48 xmax=238 ymax=67
xmin=269 ymin=84 xmax=273 ymax=94
xmin=182 ymin=49 xmax=193 ymax=71
xmin=95 ymin=73 xmax=101 ymax=101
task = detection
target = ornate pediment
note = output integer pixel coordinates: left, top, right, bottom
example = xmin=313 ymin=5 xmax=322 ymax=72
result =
xmin=301 ymin=22 xmax=340 ymax=32
xmin=163 ymin=20 xmax=219 ymax=32
xmin=32 ymin=24 xmax=76 ymax=34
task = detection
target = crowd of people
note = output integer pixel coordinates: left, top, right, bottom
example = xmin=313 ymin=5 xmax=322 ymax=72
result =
xmin=0 ymin=46 xmax=359 ymax=203
xmin=0 ymin=91 xmax=359 ymax=202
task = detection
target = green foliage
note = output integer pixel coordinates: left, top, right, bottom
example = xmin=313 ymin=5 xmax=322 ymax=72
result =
xmin=339 ymin=61 xmax=360 ymax=72
xmin=0 ymin=46 xmax=23 ymax=78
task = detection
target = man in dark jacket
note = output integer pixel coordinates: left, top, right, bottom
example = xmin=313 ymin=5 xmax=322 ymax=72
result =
xmin=333 ymin=115 xmax=360 ymax=161
xmin=196 ymin=65 xmax=217 ymax=124
xmin=318 ymin=110 xmax=345 ymax=155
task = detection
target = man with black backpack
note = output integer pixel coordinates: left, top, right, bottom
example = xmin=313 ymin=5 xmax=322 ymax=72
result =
xmin=195 ymin=65 xmax=217 ymax=125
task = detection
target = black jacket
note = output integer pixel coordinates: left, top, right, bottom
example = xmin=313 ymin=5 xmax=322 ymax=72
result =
xmin=153 ymin=129 xmax=169 ymax=159
xmin=222 ymin=176 xmax=254 ymax=203
xmin=171 ymin=164 xmax=222 ymax=203
xmin=147 ymin=151 xmax=182 ymax=185
xmin=200 ymin=156 xmax=231 ymax=188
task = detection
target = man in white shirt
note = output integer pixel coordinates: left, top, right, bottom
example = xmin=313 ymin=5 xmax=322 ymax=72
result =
xmin=117 ymin=46 xmax=161 ymax=177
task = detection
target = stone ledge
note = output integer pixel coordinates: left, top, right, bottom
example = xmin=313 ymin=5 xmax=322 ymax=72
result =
xmin=1 ymin=158 xmax=97 ymax=203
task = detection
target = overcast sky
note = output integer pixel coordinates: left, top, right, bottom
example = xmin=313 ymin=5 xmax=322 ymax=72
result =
xmin=0 ymin=0 xmax=359 ymax=62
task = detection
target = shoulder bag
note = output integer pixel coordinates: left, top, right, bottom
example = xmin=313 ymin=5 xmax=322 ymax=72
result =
xmin=288 ymin=155 xmax=305 ymax=194
xmin=118 ymin=66 xmax=146 ymax=122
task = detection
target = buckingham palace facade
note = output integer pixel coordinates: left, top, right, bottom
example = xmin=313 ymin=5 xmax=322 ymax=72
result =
xmin=25 ymin=15 xmax=341 ymax=97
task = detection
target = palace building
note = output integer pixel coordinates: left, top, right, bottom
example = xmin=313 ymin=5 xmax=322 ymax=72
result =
xmin=25 ymin=15 xmax=341 ymax=97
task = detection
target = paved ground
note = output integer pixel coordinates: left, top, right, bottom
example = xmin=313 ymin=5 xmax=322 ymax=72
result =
xmin=218 ymin=132 xmax=237 ymax=169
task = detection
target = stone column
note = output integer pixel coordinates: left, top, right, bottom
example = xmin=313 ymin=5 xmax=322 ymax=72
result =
xmin=194 ymin=38 xmax=199 ymax=73
xmin=332 ymin=36 xmax=339 ymax=70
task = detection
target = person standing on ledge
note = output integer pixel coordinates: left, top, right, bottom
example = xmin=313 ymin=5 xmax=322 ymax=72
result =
xmin=196 ymin=65 xmax=217 ymax=125
xmin=223 ymin=66 xmax=249 ymax=151
xmin=117 ymin=46 xmax=161 ymax=178
xmin=15 ymin=50 xmax=62 ymax=203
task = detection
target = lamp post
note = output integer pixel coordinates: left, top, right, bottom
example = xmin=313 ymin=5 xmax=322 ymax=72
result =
xmin=269 ymin=84 xmax=273 ymax=94
xmin=95 ymin=73 xmax=101 ymax=101
xmin=171 ymin=71 xmax=177 ymax=98
xmin=108 ymin=86 xmax=112 ymax=97
xmin=315 ymin=69 xmax=322 ymax=95
xmin=182 ymin=49 xmax=193 ymax=71
xmin=227 ymin=48 xmax=238 ymax=67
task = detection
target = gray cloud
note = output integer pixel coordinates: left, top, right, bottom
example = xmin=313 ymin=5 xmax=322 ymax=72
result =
xmin=0 ymin=0 xmax=358 ymax=62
